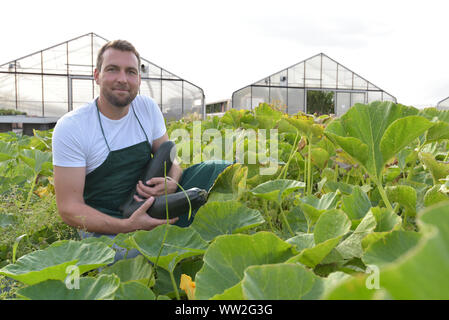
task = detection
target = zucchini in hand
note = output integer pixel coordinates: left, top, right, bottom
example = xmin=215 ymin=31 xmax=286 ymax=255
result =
xmin=122 ymin=187 xmax=208 ymax=219
xmin=119 ymin=140 xmax=176 ymax=218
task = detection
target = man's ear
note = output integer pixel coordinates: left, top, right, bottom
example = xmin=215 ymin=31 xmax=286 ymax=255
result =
xmin=94 ymin=68 xmax=100 ymax=84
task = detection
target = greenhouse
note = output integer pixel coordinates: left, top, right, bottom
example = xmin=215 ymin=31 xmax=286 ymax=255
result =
xmin=0 ymin=32 xmax=205 ymax=120
xmin=232 ymin=53 xmax=396 ymax=116
xmin=437 ymin=96 xmax=449 ymax=110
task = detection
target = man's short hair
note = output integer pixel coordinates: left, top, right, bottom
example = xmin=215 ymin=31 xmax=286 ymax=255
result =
xmin=96 ymin=40 xmax=141 ymax=72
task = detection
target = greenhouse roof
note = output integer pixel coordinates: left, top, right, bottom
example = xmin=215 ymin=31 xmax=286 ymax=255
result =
xmin=437 ymin=96 xmax=449 ymax=109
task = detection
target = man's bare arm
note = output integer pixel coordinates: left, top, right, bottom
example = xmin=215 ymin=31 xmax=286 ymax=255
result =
xmin=53 ymin=166 xmax=177 ymax=234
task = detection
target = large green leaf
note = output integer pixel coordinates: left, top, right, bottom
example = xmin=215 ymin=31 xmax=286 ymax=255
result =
xmin=19 ymin=148 xmax=52 ymax=175
xmin=0 ymin=141 xmax=17 ymax=162
xmin=17 ymin=274 xmax=120 ymax=300
xmin=241 ymin=263 xmax=316 ymax=300
xmin=99 ymin=255 xmax=154 ymax=286
xmin=385 ymin=185 xmax=417 ymax=217
xmin=419 ymin=152 xmax=449 ymax=184
xmin=0 ymin=240 xmax=115 ymax=285
xmin=324 ymin=101 xmax=432 ymax=182
xmin=208 ymin=163 xmax=248 ymax=202
xmin=130 ymin=225 xmax=208 ymax=272
xmin=190 ymin=201 xmax=265 ymax=242
xmin=313 ymin=209 xmax=351 ymax=244
xmin=253 ymin=103 xmax=283 ymax=129
xmin=114 ymin=281 xmax=156 ymax=300
xmin=195 ymin=232 xmax=296 ymax=300
xmin=0 ymin=213 xmax=17 ymax=228
xmin=362 ymin=231 xmax=422 ymax=268
xmin=341 ymin=186 xmax=372 ymax=220
xmin=250 ymin=179 xmax=305 ymax=204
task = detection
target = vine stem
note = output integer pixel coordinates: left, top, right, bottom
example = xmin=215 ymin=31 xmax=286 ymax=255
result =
xmin=307 ymin=136 xmax=312 ymax=196
xmin=375 ymin=179 xmax=393 ymax=211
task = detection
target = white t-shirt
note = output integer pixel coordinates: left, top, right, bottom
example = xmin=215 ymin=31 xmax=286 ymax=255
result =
xmin=52 ymin=95 xmax=166 ymax=175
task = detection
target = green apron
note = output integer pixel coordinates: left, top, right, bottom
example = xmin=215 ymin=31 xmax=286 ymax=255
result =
xmin=83 ymin=100 xmax=152 ymax=219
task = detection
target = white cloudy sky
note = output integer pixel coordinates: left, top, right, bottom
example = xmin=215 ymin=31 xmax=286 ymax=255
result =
xmin=1 ymin=0 xmax=448 ymax=107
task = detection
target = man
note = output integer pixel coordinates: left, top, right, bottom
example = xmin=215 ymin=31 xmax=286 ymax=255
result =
xmin=53 ymin=40 xmax=182 ymax=237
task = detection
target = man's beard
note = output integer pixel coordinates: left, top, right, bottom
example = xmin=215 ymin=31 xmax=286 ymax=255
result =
xmin=104 ymin=89 xmax=137 ymax=108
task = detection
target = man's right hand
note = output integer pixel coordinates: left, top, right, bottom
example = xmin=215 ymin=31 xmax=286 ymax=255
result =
xmin=127 ymin=196 xmax=179 ymax=231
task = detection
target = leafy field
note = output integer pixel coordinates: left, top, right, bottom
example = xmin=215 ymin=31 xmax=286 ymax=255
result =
xmin=1 ymin=101 xmax=449 ymax=300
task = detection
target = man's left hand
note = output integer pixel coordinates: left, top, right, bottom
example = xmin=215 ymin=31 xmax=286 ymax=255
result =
xmin=136 ymin=177 xmax=178 ymax=198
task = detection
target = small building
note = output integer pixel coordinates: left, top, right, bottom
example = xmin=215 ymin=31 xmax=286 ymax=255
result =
xmin=0 ymin=32 xmax=205 ymax=121
xmin=206 ymin=99 xmax=230 ymax=114
xmin=231 ymin=53 xmax=396 ymax=116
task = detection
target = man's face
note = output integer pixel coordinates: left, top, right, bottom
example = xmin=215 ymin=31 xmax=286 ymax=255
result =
xmin=94 ymin=48 xmax=141 ymax=108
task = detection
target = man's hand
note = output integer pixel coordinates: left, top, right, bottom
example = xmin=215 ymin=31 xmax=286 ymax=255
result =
xmin=136 ymin=177 xmax=178 ymax=198
xmin=127 ymin=196 xmax=178 ymax=231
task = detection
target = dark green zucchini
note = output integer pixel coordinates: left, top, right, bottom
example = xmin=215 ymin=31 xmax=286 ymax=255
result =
xmin=122 ymin=187 xmax=208 ymax=219
xmin=119 ymin=140 xmax=176 ymax=218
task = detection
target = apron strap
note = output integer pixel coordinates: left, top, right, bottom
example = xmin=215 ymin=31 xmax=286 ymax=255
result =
xmin=95 ymin=99 xmax=150 ymax=152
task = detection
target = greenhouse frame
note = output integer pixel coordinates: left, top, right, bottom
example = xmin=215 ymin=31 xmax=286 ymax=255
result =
xmin=232 ymin=53 xmax=396 ymax=116
xmin=0 ymin=32 xmax=205 ymax=120
xmin=437 ymin=96 xmax=449 ymax=110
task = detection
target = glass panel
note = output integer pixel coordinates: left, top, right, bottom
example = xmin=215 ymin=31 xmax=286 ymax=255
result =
xmin=71 ymin=78 xmax=94 ymax=110
xmin=251 ymin=86 xmax=269 ymax=109
xmin=321 ymin=56 xmax=337 ymax=88
xmin=367 ymin=91 xmax=382 ymax=103
xmin=162 ymin=80 xmax=183 ymax=120
xmin=17 ymin=74 xmax=42 ymax=116
xmin=270 ymin=70 xmax=287 ymax=86
xmin=16 ymin=53 xmax=42 ymax=74
xmin=43 ymin=76 xmax=68 ymax=116
xmin=383 ymin=93 xmax=396 ymax=102
xmin=92 ymin=35 xmax=108 ymax=71
xmin=270 ymin=87 xmax=287 ymax=111
xmin=183 ymin=81 xmax=204 ymax=117
xmin=337 ymin=64 xmax=353 ymax=89
xmin=232 ymin=86 xmax=251 ymax=110
xmin=288 ymin=62 xmax=304 ymax=87
xmin=68 ymin=35 xmax=93 ymax=76
xmin=0 ymin=73 xmax=16 ymax=110
xmin=141 ymin=58 xmax=162 ymax=78
xmin=336 ymin=92 xmax=351 ymax=116
xmin=140 ymin=79 xmax=162 ymax=106
xmin=353 ymin=74 xmax=368 ymax=90
xmin=162 ymin=69 xmax=179 ymax=80
xmin=42 ymin=43 xmax=67 ymax=74
xmin=368 ymin=82 xmax=379 ymax=90
xmin=287 ymin=88 xmax=305 ymax=114
xmin=351 ymin=92 xmax=366 ymax=105
xmin=305 ymin=55 xmax=321 ymax=88
xmin=306 ymin=90 xmax=334 ymax=115
xmin=255 ymin=78 xmax=270 ymax=86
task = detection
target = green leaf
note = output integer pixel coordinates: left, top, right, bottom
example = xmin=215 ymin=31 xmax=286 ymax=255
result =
xmin=419 ymin=152 xmax=449 ymax=184
xmin=114 ymin=281 xmax=156 ymax=300
xmin=335 ymin=211 xmax=377 ymax=260
xmin=324 ymin=101 xmax=429 ymax=182
xmin=241 ymin=263 xmax=316 ymax=300
xmin=0 ymin=240 xmax=115 ymax=285
xmin=292 ymin=237 xmax=342 ymax=268
xmin=17 ymin=274 xmax=120 ymax=300
xmin=386 ymin=185 xmax=417 ymax=217
xmin=195 ymin=232 xmax=296 ymax=300
xmin=19 ymin=149 xmax=52 ymax=175
xmin=314 ymin=209 xmax=351 ymax=244
xmin=130 ymin=225 xmax=208 ymax=272
xmin=341 ymin=186 xmax=372 ymax=220
xmin=380 ymin=116 xmax=434 ymax=164
xmin=423 ymin=184 xmax=449 ymax=207
xmin=0 ymin=213 xmax=17 ymax=228
xmin=310 ymin=147 xmax=329 ymax=170
xmin=362 ymin=231 xmax=422 ymax=268
xmin=250 ymin=179 xmax=305 ymax=204
xmin=286 ymin=233 xmax=315 ymax=252
xmin=99 ymin=255 xmax=154 ymax=286
xmin=190 ymin=201 xmax=265 ymax=242
xmin=208 ymin=163 xmax=248 ymax=202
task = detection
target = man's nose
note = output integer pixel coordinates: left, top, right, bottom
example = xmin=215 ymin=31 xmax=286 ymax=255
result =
xmin=116 ymin=69 xmax=128 ymax=83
